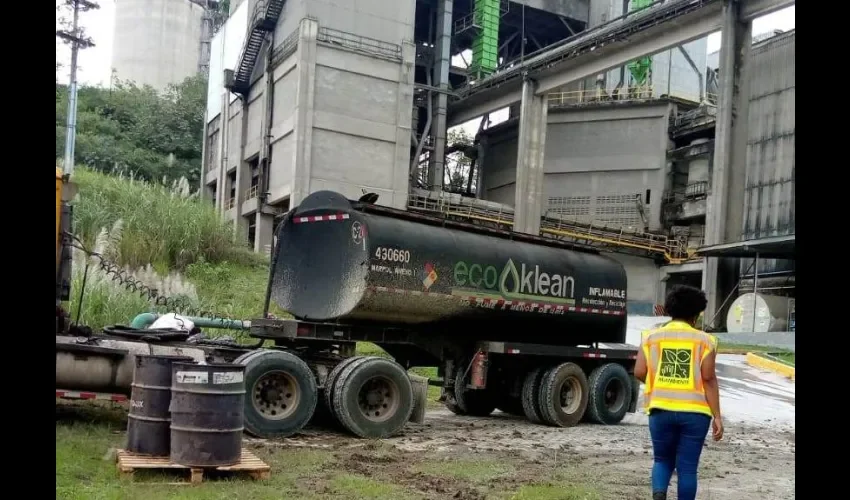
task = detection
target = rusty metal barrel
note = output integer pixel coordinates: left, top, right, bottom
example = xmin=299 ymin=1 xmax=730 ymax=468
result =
xmin=126 ymin=354 xmax=195 ymax=456
xmin=169 ymin=363 xmax=246 ymax=467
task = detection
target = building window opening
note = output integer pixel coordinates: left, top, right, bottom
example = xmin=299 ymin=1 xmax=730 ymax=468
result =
xmin=247 ymin=157 xmax=260 ymax=199
xmin=227 ymin=171 xmax=237 ymax=209
xmin=247 ymin=217 xmax=257 ymax=248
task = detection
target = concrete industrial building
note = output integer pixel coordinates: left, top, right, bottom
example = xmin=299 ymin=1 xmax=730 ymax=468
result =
xmin=200 ymin=0 xmax=794 ymax=327
xmin=111 ymin=0 xmax=222 ymax=90
xmin=695 ymin=29 xmax=795 ymax=330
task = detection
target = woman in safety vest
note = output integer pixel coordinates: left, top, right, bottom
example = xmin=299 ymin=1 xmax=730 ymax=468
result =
xmin=634 ymin=285 xmax=724 ymax=500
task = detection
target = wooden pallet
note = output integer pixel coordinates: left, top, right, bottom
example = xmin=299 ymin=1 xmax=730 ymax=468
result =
xmin=116 ymin=449 xmax=270 ymax=483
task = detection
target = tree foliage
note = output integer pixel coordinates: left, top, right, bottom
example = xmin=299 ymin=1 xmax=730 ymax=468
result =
xmin=56 ymin=75 xmax=208 ymax=184
xmin=445 ymin=128 xmax=474 ymax=193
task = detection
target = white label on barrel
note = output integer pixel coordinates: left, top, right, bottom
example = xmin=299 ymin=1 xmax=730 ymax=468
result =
xmin=176 ymin=371 xmax=209 ymax=384
xmin=213 ymin=371 xmax=244 ymax=384
xmin=130 ymin=400 xmax=143 ymax=409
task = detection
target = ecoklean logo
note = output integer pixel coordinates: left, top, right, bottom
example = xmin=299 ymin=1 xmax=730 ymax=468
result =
xmin=453 ymin=259 xmax=575 ymax=300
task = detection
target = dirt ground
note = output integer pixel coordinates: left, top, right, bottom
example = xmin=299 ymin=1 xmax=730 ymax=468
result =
xmin=246 ymin=407 xmax=795 ymax=500
xmin=57 ymin=353 xmax=794 ymax=499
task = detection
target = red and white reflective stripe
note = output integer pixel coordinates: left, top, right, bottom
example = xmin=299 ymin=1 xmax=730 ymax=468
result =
xmin=56 ymin=390 xmax=128 ymax=402
xmin=293 ymin=213 xmax=350 ymax=224
xmin=582 ymin=352 xmax=608 ymax=359
xmin=366 ymin=286 xmax=625 ymax=317
xmin=507 ymin=348 xmax=521 ymax=354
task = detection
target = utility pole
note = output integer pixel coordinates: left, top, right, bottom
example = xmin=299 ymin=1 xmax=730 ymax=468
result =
xmin=56 ymin=0 xmax=99 ymax=176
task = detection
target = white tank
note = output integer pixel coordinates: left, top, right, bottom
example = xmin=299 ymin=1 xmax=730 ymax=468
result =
xmin=726 ymin=293 xmax=792 ymax=333
xmin=112 ymin=0 xmax=206 ymax=91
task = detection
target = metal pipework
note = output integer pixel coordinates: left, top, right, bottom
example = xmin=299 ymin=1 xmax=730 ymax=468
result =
xmin=129 ymin=313 xmax=251 ymax=331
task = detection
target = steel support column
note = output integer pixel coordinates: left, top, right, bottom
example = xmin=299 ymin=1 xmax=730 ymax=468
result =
xmin=512 ymin=77 xmax=548 ymax=235
xmin=703 ymin=0 xmax=752 ymax=325
xmin=428 ymin=0 xmax=453 ymax=192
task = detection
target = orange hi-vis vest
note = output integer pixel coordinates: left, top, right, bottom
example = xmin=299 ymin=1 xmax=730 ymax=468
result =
xmin=641 ymin=320 xmax=717 ymax=418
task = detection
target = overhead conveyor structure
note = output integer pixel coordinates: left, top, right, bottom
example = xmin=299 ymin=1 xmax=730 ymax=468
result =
xmin=447 ymin=0 xmax=795 ymax=126
xmin=407 ymin=191 xmax=698 ymax=264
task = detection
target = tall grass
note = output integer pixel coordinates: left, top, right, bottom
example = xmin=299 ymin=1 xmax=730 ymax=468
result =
xmin=67 ymin=169 xmax=273 ymax=330
xmin=71 ymin=168 xmax=256 ymax=269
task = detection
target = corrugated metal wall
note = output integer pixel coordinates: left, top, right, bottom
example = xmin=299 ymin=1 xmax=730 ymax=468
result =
xmin=742 ymin=30 xmax=795 ymax=276
xmin=743 ymin=31 xmax=795 ymax=240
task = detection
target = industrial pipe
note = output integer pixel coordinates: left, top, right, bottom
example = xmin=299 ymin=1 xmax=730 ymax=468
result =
xmin=129 ymin=313 xmax=251 ymax=331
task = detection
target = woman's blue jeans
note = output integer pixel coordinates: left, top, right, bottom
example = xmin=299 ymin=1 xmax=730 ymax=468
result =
xmin=648 ymin=409 xmax=711 ymax=500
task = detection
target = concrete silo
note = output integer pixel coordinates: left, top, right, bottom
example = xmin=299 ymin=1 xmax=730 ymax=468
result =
xmin=111 ymin=0 xmax=206 ymax=90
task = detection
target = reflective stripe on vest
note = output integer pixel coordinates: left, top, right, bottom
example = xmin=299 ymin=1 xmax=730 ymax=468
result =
xmin=642 ymin=326 xmax=714 ymax=416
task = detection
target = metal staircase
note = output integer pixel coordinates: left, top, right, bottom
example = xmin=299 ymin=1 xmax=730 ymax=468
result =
xmin=230 ymin=0 xmax=287 ymax=96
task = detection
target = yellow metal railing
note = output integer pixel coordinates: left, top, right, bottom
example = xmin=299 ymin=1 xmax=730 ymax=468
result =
xmin=245 ymin=185 xmax=259 ymax=200
xmin=548 ymin=86 xmax=656 ymax=106
xmin=407 ymin=192 xmax=698 ymax=264
xmin=547 ymin=87 xmax=718 ymax=107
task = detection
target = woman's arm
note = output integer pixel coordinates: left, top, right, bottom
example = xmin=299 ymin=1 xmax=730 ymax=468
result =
xmin=700 ymin=350 xmax=721 ymax=418
xmin=701 ymin=350 xmax=724 ymax=440
xmin=634 ymin=344 xmax=647 ymax=381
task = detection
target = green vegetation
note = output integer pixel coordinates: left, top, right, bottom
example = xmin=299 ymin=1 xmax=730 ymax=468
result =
xmin=57 ymin=402 xmax=605 ymax=500
xmin=771 ymin=351 xmax=795 ymax=366
xmin=72 ymin=169 xmax=252 ymax=269
xmin=57 ymin=411 xmax=411 ymax=500
xmin=56 ymin=75 xmax=207 ymax=185
xmin=67 ymin=169 xmax=271 ymax=332
xmin=510 ymin=484 xmax=601 ymax=500
xmin=718 ymin=342 xmax=795 ymax=365
xmin=330 ymin=474 xmax=411 ymax=499
xmin=417 ymin=458 xmax=514 ymax=482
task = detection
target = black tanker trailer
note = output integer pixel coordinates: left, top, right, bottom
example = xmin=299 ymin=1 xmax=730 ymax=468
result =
xmin=237 ymin=191 xmax=641 ymax=439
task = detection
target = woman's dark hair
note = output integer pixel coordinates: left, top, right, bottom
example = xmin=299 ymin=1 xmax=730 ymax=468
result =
xmin=664 ymin=285 xmax=708 ymax=321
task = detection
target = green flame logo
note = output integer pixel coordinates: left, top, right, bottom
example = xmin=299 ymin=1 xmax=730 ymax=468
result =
xmin=499 ymin=259 xmax=520 ymax=295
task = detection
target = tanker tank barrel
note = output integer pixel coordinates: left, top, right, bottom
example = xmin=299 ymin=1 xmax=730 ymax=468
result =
xmin=270 ymin=191 xmax=629 ymax=346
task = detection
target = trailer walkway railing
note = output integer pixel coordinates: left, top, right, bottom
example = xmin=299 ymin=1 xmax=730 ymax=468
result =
xmin=407 ymin=192 xmax=699 ymax=264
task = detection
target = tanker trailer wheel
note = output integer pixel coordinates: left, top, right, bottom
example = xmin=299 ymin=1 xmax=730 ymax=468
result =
xmin=324 ymin=356 xmax=367 ymax=414
xmin=537 ymin=362 xmax=589 ymax=428
xmin=585 ymin=363 xmax=632 ymax=425
xmin=332 ymin=357 xmax=414 ymax=438
xmin=453 ymin=365 xmax=496 ymax=417
xmin=238 ymin=350 xmax=318 ymax=438
xmin=521 ymin=368 xmax=546 ymax=424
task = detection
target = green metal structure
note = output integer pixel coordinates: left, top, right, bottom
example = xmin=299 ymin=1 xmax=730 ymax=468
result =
xmin=627 ymin=0 xmax=653 ymax=88
xmin=469 ymin=0 xmax=501 ymax=79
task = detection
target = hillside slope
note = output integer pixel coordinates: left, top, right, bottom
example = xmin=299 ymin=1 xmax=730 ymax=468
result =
xmin=67 ymin=169 xmax=272 ymax=331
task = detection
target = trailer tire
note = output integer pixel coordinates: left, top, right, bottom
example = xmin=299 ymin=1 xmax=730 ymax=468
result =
xmin=333 ymin=357 xmax=414 ymax=438
xmin=586 ymin=363 xmax=632 ymax=425
xmin=444 ymin=393 xmax=466 ymax=415
xmin=538 ymin=362 xmax=589 ymax=428
xmin=328 ymin=356 xmax=375 ymax=422
xmin=239 ymin=350 xmax=318 ymax=438
xmin=521 ymin=368 xmax=546 ymax=424
xmin=324 ymin=356 xmax=367 ymax=413
xmin=233 ymin=349 xmax=265 ymax=366
xmin=453 ymin=365 xmax=496 ymax=417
